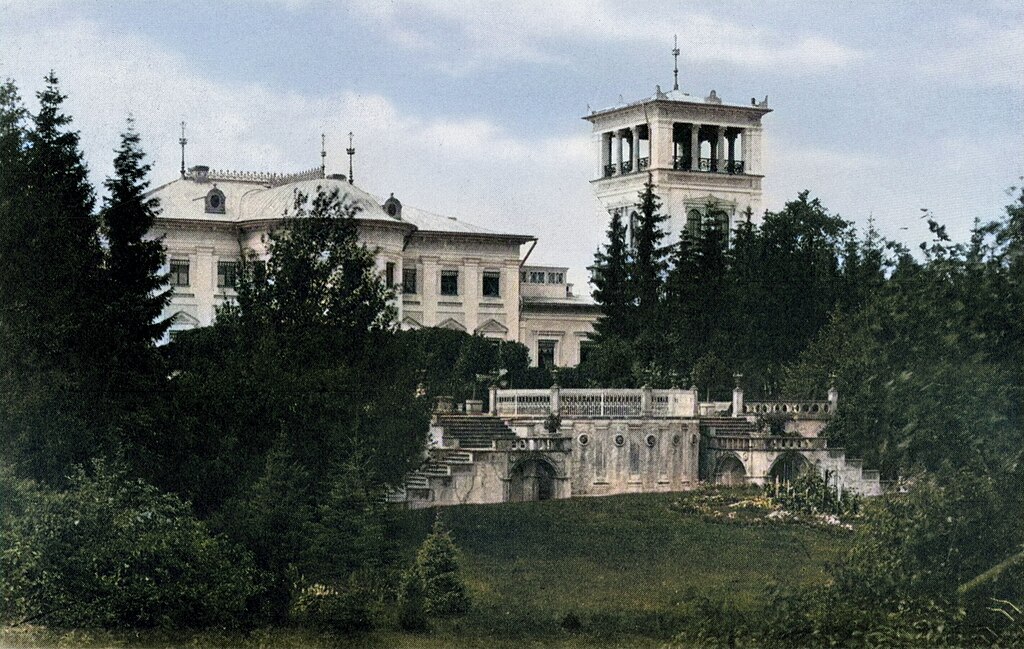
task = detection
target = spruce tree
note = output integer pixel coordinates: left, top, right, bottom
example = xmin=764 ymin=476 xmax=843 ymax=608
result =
xmin=590 ymin=209 xmax=632 ymax=340
xmin=415 ymin=516 xmax=470 ymax=617
xmin=630 ymin=175 xmax=669 ymax=325
xmin=102 ymin=117 xmax=171 ymax=349
xmin=0 ymin=73 xmax=112 ymax=483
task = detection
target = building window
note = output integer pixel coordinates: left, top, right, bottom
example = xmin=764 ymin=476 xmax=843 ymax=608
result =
xmin=402 ymin=267 xmax=417 ymax=294
xmin=547 ymin=272 xmax=564 ymax=284
xmin=537 ymin=339 xmax=557 ymax=368
xmin=385 ymin=261 xmax=396 ymax=288
xmin=170 ymin=259 xmax=190 ymax=287
xmin=482 ymin=271 xmax=501 ymax=297
xmin=440 ymin=269 xmax=459 ymax=296
xmin=217 ymin=261 xmax=238 ymax=288
xmin=520 ymin=270 xmax=527 ymax=282
xmin=205 ymin=188 xmax=226 ymax=214
xmin=530 ymin=271 xmax=545 ymax=283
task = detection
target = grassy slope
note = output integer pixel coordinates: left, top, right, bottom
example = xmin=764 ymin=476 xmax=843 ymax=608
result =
xmin=382 ymin=490 xmax=847 ymax=645
xmin=0 ymin=490 xmax=849 ymax=648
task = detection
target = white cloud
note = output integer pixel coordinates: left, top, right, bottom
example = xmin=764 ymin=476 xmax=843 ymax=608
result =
xmin=0 ymin=15 xmax=603 ymax=281
xmin=345 ymin=0 xmax=866 ymax=75
xmin=917 ymin=17 xmax=1024 ymax=90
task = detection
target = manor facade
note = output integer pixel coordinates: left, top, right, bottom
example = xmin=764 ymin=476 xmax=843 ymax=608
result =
xmin=148 ymin=165 xmax=598 ymax=367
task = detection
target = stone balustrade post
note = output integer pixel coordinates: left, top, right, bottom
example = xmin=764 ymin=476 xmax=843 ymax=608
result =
xmin=641 ymin=384 xmax=653 ymax=416
xmin=488 ymin=384 xmax=498 ymax=415
xmin=828 ymin=385 xmax=839 ymax=413
xmin=732 ymin=373 xmax=744 ymax=418
xmin=550 ymin=383 xmax=561 ymax=417
xmin=690 ymin=123 xmax=700 ymax=170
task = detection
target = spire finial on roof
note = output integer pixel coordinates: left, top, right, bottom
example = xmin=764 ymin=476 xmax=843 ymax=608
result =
xmin=320 ymin=133 xmax=327 ymax=177
xmin=346 ymin=131 xmax=355 ymax=185
xmin=178 ymin=121 xmax=188 ymax=178
xmin=672 ymin=35 xmax=680 ymax=91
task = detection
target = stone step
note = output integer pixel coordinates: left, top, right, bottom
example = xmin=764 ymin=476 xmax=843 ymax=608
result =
xmin=431 ymin=449 xmax=474 ymax=464
xmin=420 ymin=463 xmax=451 ymax=477
xmin=405 ymin=473 xmax=429 ymax=489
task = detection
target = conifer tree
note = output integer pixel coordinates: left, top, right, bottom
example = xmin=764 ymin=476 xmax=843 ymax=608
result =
xmin=415 ymin=516 xmax=470 ymax=617
xmin=102 ymin=117 xmax=172 ymax=350
xmin=630 ymin=175 xmax=669 ymax=325
xmin=0 ymin=73 xmax=112 ymax=483
xmin=590 ymin=209 xmax=632 ymax=340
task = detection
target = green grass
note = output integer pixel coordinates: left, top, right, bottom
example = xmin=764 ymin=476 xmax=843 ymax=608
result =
xmin=386 ymin=489 xmax=847 ymax=644
xmin=2 ymin=489 xmax=850 ymax=648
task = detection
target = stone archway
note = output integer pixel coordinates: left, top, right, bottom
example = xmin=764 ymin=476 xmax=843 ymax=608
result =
xmin=509 ymin=459 xmax=556 ymax=502
xmin=714 ymin=455 xmax=747 ymax=486
xmin=768 ymin=452 xmax=810 ymax=485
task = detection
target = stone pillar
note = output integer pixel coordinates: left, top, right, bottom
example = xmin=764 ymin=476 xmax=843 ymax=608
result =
xmin=597 ymin=132 xmax=610 ymax=178
xmin=828 ymin=384 xmax=839 ymax=413
xmin=690 ymin=123 xmax=700 ymax=170
xmin=641 ymin=384 xmax=653 ymax=416
xmin=489 ymin=384 xmax=498 ymax=415
xmin=614 ymin=131 xmax=623 ymax=175
xmin=631 ymin=126 xmax=640 ymax=171
xmin=421 ymin=255 xmax=439 ymax=326
xmin=716 ymin=127 xmax=727 ymax=173
xmin=746 ymin=126 xmax=762 ymax=175
xmin=727 ymin=132 xmax=736 ymax=171
xmin=463 ymin=257 xmax=480 ymax=333
xmin=504 ymin=259 xmax=521 ymax=342
xmin=196 ymin=246 xmax=215 ymax=325
xmin=732 ymin=373 xmax=744 ymax=418
xmin=550 ymin=383 xmax=561 ymax=416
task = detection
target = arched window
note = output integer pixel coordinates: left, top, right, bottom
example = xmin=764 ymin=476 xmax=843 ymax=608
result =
xmin=686 ymin=209 xmax=702 ymax=237
xmin=205 ymin=187 xmax=226 ymax=214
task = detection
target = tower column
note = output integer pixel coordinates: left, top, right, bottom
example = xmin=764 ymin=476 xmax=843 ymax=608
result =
xmin=716 ymin=127 xmax=727 ymax=173
xmin=614 ymin=130 xmax=623 ymax=175
xmin=626 ymin=124 xmax=634 ymax=171
xmin=746 ymin=127 xmax=762 ymax=175
xmin=727 ymin=132 xmax=736 ymax=172
xmin=690 ymin=124 xmax=700 ymax=171
xmin=599 ymin=132 xmax=612 ymax=178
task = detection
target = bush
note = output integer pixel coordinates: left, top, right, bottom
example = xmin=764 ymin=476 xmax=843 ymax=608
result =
xmin=0 ymin=461 xmax=261 ymax=628
xmin=396 ymin=566 xmax=428 ymax=632
xmin=765 ymin=467 xmax=859 ymax=517
xmin=416 ymin=517 xmax=471 ymax=617
xmin=289 ymin=581 xmax=372 ymax=633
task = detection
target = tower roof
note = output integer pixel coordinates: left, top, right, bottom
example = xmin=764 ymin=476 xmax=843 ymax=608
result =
xmin=585 ymin=86 xmax=771 ymax=120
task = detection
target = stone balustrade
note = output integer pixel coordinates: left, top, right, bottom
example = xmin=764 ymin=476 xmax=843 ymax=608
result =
xmin=708 ymin=435 xmax=828 ymax=451
xmin=494 ymin=387 xmax=698 ymax=419
xmin=743 ymin=400 xmax=832 ymax=417
xmin=495 ymin=437 xmax=570 ymax=452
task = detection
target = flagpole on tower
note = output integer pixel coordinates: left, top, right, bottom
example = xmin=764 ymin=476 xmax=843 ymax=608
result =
xmin=672 ymin=35 xmax=680 ymax=91
xmin=346 ymin=132 xmax=355 ymax=185
xmin=179 ymin=121 xmax=188 ymax=178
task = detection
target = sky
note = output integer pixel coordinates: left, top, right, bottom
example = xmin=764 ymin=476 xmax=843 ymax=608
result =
xmin=1 ymin=1 xmax=1021 ymax=289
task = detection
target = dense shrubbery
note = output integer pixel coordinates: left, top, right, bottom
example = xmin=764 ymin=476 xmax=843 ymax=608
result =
xmin=0 ymin=462 xmax=260 ymax=629
xmin=765 ymin=468 xmax=860 ymax=517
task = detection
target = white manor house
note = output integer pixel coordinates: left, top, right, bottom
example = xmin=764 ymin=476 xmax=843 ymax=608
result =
xmin=150 ymin=62 xmax=881 ymax=506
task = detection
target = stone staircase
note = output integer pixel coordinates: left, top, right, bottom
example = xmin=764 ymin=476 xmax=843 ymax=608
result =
xmin=700 ymin=417 xmax=758 ymax=436
xmin=435 ymin=414 xmax=517 ymax=449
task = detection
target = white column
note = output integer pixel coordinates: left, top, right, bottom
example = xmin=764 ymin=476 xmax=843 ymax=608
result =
xmin=596 ymin=132 xmax=609 ymax=179
xmin=716 ymin=127 xmax=727 ymax=172
xmin=631 ymin=126 xmax=640 ymax=172
xmin=506 ymin=260 xmax=521 ymax=343
xmin=614 ymin=130 xmax=623 ymax=175
xmin=653 ymin=119 xmax=673 ymax=170
xmin=421 ymin=255 xmax=439 ymax=326
xmin=463 ymin=258 xmax=480 ymax=333
xmin=690 ymin=124 xmax=700 ymax=171
xmin=746 ymin=127 xmax=762 ymax=175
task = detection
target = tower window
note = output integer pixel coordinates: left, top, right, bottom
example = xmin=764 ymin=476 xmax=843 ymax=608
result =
xmin=547 ymin=272 xmax=564 ymax=284
xmin=170 ymin=259 xmax=190 ymax=287
xmin=482 ymin=271 xmax=501 ymax=297
xmin=402 ymin=267 xmax=417 ymax=294
xmin=385 ymin=262 xmax=396 ymax=288
xmin=440 ymin=270 xmax=459 ymax=296
xmin=217 ymin=261 xmax=238 ymax=288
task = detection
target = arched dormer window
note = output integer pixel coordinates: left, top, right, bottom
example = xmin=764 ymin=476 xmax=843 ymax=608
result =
xmin=205 ymin=187 xmax=226 ymax=214
xmin=383 ymin=193 xmax=402 ymax=219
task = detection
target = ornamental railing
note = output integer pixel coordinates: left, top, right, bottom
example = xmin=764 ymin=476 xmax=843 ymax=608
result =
xmin=621 ymin=160 xmax=633 ymax=173
xmin=496 ymin=437 xmax=570 ymax=452
xmin=638 ymin=157 xmax=650 ymax=171
xmin=494 ymin=387 xmax=698 ymax=419
xmin=203 ymin=166 xmax=325 ymax=187
xmin=708 ymin=436 xmax=828 ymax=452
xmin=744 ymin=401 xmax=832 ymax=416
xmin=603 ymin=164 xmax=616 ymax=178
xmin=698 ymin=157 xmax=713 ymax=172
xmin=726 ymin=160 xmax=745 ymax=174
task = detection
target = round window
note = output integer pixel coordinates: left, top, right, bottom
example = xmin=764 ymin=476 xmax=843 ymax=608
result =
xmin=646 ymin=434 xmax=657 ymax=448
xmin=672 ymin=434 xmax=681 ymax=446
xmin=209 ymin=193 xmax=221 ymax=209
xmin=614 ymin=434 xmax=625 ymax=447
xmin=578 ymin=434 xmax=589 ymax=446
